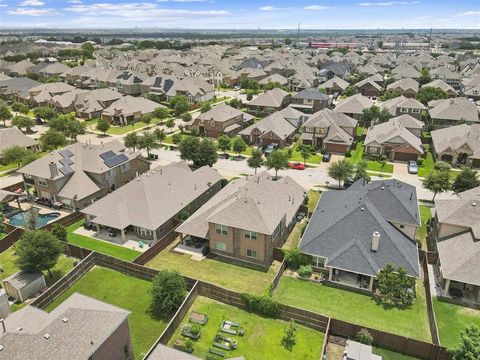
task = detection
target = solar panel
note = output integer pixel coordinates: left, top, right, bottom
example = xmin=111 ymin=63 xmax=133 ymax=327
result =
xmin=153 ymin=77 xmax=163 ymax=88
xmin=104 ymin=154 xmax=129 ymax=168
xmin=59 ymin=157 xmax=74 ymax=166
xmin=59 ymin=149 xmax=73 ymax=158
xmin=163 ymin=79 xmax=174 ymax=93
xmin=99 ymin=150 xmax=116 ymax=161
xmin=59 ymin=165 xmax=74 ymax=175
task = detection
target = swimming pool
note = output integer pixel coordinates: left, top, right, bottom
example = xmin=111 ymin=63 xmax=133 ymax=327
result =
xmin=7 ymin=207 xmax=61 ymax=229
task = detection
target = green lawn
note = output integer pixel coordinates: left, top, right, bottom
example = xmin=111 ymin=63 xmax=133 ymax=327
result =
xmin=283 ymin=222 xmax=304 ymax=250
xmin=349 ymin=142 xmax=393 ymax=173
xmin=106 ymin=117 xmax=166 ymax=135
xmin=147 ymin=239 xmax=279 ymax=294
xmin=416 ymin=205 xmax=432 ymax=250
xmin=373 ymin=346 xmax=421 ymax=360
xmin=167 ymin=296 xmax=325 ymax=360
xmin=0 ymin=162 xmax=17 ymax=173
xmin=307 ymin=189 xmax=321 ymax=213
xmin=66 ymin=220 xmax=141 ymax=261
xmin=433 ymin=297 xmax=480 ymax=349
xmin=356 ymin=127 xmax=364 ymax=137
xmin=418 ymin=148 xmax=434 ymax=178
xmin=273 ymin=276 xmax=431 ymax=342
xmin=45 ymin=266 xmax=167 ymax=359
xmin=290 ymin=143 xmax=322 ymax=164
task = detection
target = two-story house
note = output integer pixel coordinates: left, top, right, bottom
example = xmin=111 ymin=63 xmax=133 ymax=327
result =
xmin=192 ymin=104 xmax=254 ymax=138
xmin=247 ymin=88 xmax=291 ymax=115
xmin=101 ymin=95 xmax=162 ymax=125
xmin=380 ymin=95 xmax=425 ymax=120
xmin=291 ymin=88 xmax=332 ymax=114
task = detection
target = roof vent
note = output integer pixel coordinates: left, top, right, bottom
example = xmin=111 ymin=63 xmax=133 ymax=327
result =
xmin=371 ymin=231 xmax=380 ymax=252
xmin=16 ymin=327 xmax=23 ymax=331
xmin=44 ymin=334 xmax=50 ymax=339
xmin=0 ymin=345 xmax=4 ymax=351
xmin=361 ymin=207 xmax=365 ymax=211
xmin=473 ymin=202 xmax=477 ymax=206
xmin=381 ymin=186 xmax=385 ymax=190
xmin=62 ymin=317 xmax=68 ymax=323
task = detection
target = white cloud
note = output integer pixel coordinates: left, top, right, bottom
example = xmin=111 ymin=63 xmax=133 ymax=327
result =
xmin=304 ymin=5 xmax=329 ymax=10
xmin=8 ymin=7 xmax=55 ymax=15
xmin=259 ymin=6 xmax=278 ymax=11
xmin=67 ymin=0 xmax=83 ymax=3
xmin=359 ymin=1 xmax=419 ymax=6
xmin=19 ymin=0 xmax=44 ymax=5
xmin=453 ymin=11 xmax=480 ymax=17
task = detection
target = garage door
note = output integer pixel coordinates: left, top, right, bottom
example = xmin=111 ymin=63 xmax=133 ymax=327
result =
xmin=325 ymin=143 xmax=348 ymax=153
xmin=394 ymin=152 xmax=417 ymax=161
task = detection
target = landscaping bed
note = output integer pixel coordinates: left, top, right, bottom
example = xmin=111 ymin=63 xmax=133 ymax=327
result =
xmin=348 ymin=142 xmax=394 ymax=174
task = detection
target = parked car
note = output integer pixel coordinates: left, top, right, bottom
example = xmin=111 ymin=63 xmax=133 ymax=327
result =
xmin=264 ymin=143 xmax=279 ymax=156
xmin=233 ymin=86 xmax=241 ymax=91
xmin=322 ymin=152 xmax=332 ymax=162
xmin=288 ymin=162 xmax=305 ymax=170
xmin=408 ymin=160 xmax=418 ymax=174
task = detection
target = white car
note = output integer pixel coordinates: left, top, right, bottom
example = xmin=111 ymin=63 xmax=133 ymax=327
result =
xmin=408 ymin=160 xmax=418 ymax=174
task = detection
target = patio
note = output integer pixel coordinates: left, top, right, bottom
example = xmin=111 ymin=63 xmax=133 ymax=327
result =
xmin=328 ymin=267 xmax=374 ymax=291
xmin=73 ymin=226 xmax=151 ymax=252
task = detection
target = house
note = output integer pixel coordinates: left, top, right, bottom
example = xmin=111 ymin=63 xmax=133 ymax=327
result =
xmin=18 ymin=140 xmax=149 ymax=210
xmin=391 ymin=64 xmax=421 ymax=80
xmin=380 ymin=95 xmax=425 ymax=120
xmin=247 ymin=88 xmax=291 ymax=115
xmin=422 ymin=79 xmax=457 ymax=98
xmin=364 ymin=117 xmax=424 ymax=161
xmin=101 ymin=95 xmax=161 ymax=125
xmin=291 ymin=88 xmax=331 ymax=114
xmin=6 ymin=59 xmax=34 ymax=76
xmin=22 ymin=82 xmax=76 ymax=107
xmin=239 ymin=107 xmax=302 ymax=147
xmin=430 ymin=67 xmax=462 ymax=89
xmin=319 ymin=62 xmax=351 ymax=81
xmin=320 ymin=76 xmax=349 ymax=96
xmin=431 ymin=124 xmax=480 ymax=168
xmin=0 ymin=293 xmax=133 ymax=360
xmin=146 ymin=344 xmax=200 ymax=360
xmin=0 ymin=77 xmax=40 ymax=101
xmin=428 ymin=97 xmax=479 ymax=129
xmin=334 ymin=93 xmax=374 ymax=123
xmin=344 ymin=340 xmax=382 ymax=360
xmin=192 ymin=104 xmax=254 ymax=138
xmin=50 ymin=88 xmax=88 ymax=114
xmin=176 ymin=172 xmax=306 ymax=267
xmin=2 ymin=271 xmax=45 ymax=302
xmin=386 ymin=78 xmax=419 ymax=98
xmin=301 ymin=109 xmax=357 ymax=153
xmin=74 ymin=88 xmax=123 ymax=119
xmin=258 ymin=73 xmax=288 ymax=86
xmin=432 ymin=186 xmax=480 ymax=304
xmin=109 ymin=70 xmax=147 ymax=95
xmin=300 ymin=179 xmax=420 ymax=292
xmin=0 ymin=128 xmax=39 ymax=155
xmin=141 ymin=75 xmax=178 ymax=98
xmin=354 ymin=78 xmax=382 ymax=98
xmin=40 ymin=62 xmax=71 ymax=77
xmin=166 ymin=77 xmax=215 ymax=104
xmin=82 ymin=161 xmax=223 ymax=244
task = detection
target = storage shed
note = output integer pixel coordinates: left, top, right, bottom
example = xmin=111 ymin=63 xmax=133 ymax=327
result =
xmin=1 ymin=271 xmax=46 ymax=302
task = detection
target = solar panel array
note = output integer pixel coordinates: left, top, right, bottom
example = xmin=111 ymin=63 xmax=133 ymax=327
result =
xmin=163 ymin=79 xmax=174 ymax=93
xmin=60 ymin=157 xmax=74 ymax=166
xmin=99 ymin=150 xmax=116 ymax=160
xmin=59 ymin=149 xmax=73 ymax=158
xmin=59 ymin=165 xmax=74 ymax=176
xmin=104 ymin=153 xmax=129 ymax=168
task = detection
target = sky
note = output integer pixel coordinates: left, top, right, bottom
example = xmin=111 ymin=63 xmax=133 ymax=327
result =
xmin=0 ymin=0 xmax=479 ymax=29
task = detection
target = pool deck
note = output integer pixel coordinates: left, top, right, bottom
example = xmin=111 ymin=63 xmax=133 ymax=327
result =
xmin=5 ymin=200 xmax=71 ymax=228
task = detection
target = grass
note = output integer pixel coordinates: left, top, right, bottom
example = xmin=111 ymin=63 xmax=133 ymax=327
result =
xmin=0 ymin=162 xmax=17 ymax=173
xmin=417 ymin=147 xmax=434 ymax=178
xmin=367 ymin=171 xmax=393 ymax=178
xmin=66 ymin=220 xmax=141 ymax=261
xmin=433 ymin=297 xmax=480 ymax=349
xmin=349 ymin=142 xmax=394 ymax=173
xmin=167 ymin=296 xmax=325 ymax=360
xmin=307 ymin=189 xmax=321 ymax=213
xmin=273 ymin=277 xmax=431 ymax=342
xmin=373 ymin=346 xmax=421 ymax=360
xmin=283 ymin=222 xmax=304 ymax=250
xmin=106 ymin=118 xmax=166 ymax=135
xmin=45 ymin=266 xmax=167 ymax=359
xmin=356 ymin=127 xmax=364 ymax=137
xmin=147 ymin=239 xmax=279 ymax=294
xmin=289 ymin=143 xmax=322 ymax=164
xmin=416 ymin=205 xmax=432 ymax=250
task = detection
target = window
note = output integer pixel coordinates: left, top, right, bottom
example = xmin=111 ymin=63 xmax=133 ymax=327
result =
xmin=120 ymin=162 xmax=130 ymax=172
xmin=38 ymin=177 xmax=47 ymax=187
xmin=411 ymin=108 xmax=420 ymax=113
xmin=244 ymin=230 xmax=257 ymax=240
xmin=246 ymin=248 xmax=258 ymax=259
xmin=400 ymin=225 xmax=405 ymax=229
xmin=216 ymin=241 xmax=227 ymax=251
xmin=272 ymin=222 xmax=281 ymax=240
xmin=215 ymin=224 xmax=228 ymax=236
xmin=108 ymin=169 xmax=115 ymax=177
xmin=400 ymin=107 xmax=408 ymax=113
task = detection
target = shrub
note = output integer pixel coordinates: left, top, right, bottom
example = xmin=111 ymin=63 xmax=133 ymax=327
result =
xmin=190 ymin=323 xmax=201 ymax=336
xmin=281 ymin=320 xmax=298 ymax=351
xmin=178 ymin=210 xmax=190 ymax=221
xmin=284 ymin=247 xmax=311 ymax=270
xmin=240 ymin=293 xmax=279 ymax=317
xmin=50 ymin=223 xmax=67 ymax=242
xmin=246 ymin=93 xmax=253 ymax=101
xmin=297 ymin=265 xmax=313 ymax=278
xmin=344 ymin=150 xmax=352 ymax=157
xmin=355 ymin=328 xmax=373 ymax=345
xmin=202 ymin=246 xmax=210 ymax=256
xmin=184 ymin=338 xmax=194 ymax=352
xmin=416 ymin=158 xmax=424 ymax=166
xmin=150 ymin=270 xmax=186 ymax=316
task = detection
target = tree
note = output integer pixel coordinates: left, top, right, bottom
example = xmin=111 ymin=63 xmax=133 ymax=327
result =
xmin=24 ymin=207 xmax=39 ymax=230
xmin=229 ymin=98 xmax=243 ymax=109
xmin=418 ymin=67 xmax=431 ymax=86
xmin=15 ymin=230 xmax=63 ymax=277
xmin=172 ymin=132 xmax=183 ymax=144
xmin=148 ymin=93 xmax=161 ymax=103
xmin=0 ymin=146 xmax=31 ymax=168
xmin=355 ymin=329 xmax=373 ymax=345
xmin=354 ymin=160 xmax=371 ymax=182
xmin=138 ymin=131 xmax=160 ymax=158
xmin=297 ymin=143 xmax=315 ymax=165
xmin=416 ymin=86 xmax=448 ymax=105
xmin=165 ymin=118 xmax=175 ymax=133
xmin=377 ymin=40 xmax=384 ymax=48
xmin=451 ymin=167 xmax=480 ymax=194
xmin=141 ymin=114 xmax=152 ymax=128
xmin=153 ymin=128 xmax=166 ymax=143
xmin=217 ymin=135 xmax=231 ymax=154
xmin=362 ymin=105 xmax=380 ymax=126
xmin=40 ymin=129 xmax=68 ymax=151
xmin=96 ymin=117 xmax=110 ymax=135
xmin=328 ymin=159 xmax=354 ymax=188
xmin=182 ymin=113 xmax=192 ymax=122
xmin=50 ymin=114 xmax=85 ymax=141
xmin=11 ymin=115 xmax=35 ymax=132
xmin=170 ymin=96 xmax=189 ymax=116
xmin=178 ymin=136 xmax=200 ymax=164
xmin=281 ymin=320 xmax=297 ymax=351
xmin=194 ymin=139 xmax=218 ymax=167
xmin=247 ymin=148 xmax=264 ymax=174
xmin=452 ymin=325 xmax=480 ymax=360
xmin=423 ymin=170 xmax=451 ymax=201
xmin=150 ymin=270 xmax=186 ymax=316
xmin=231 ymin=136 xmax=247 ymax=156
xmin=154 ymin=107 xmax=169 ymax=121
xmin=200 ymin=103 xmax=211 ymax=113
xmin=378 ymin=108 xmax=393 ymax=123
xmin=0 ymin=104 xmax=12 ymax=126
xmin=284 ymin=37 xmax=292 ymax=45
xmin=124 ymin=132 xmax=139 ymax=151
xmin=246 ymin=93 xmax=253 ymax=101
xmin=11 ymin=102 xmax=29 ymax=114
xmin=433 ymin=161 xmax=452 ymax=172
xmin=33 ymin=106 xmax=56 ymax=121
xmin=377 ymin=264 xmax=416 ymax=307
xmin=50 ymin=223 xmax=67 ymax=242
xmin=266 ymin=150 xmax=288 ymax=180
xmin=343 ymin=85 xmax=358 ymax=97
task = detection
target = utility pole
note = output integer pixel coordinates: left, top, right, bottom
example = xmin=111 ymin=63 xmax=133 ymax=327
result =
xmin=297 ymin=22 xmax=300 ymax=48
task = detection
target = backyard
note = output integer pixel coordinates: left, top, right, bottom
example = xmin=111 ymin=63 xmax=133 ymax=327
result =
xmin=273 ymin=276 xmax=431 ymax=342
xmin=66 ymin=220 xmax=141 ymax=261
xmin=433 ymin=297 xmax=480 ymax=349
xmin=45 ymin=266 xmax=167 ymax=359
xmin=349 ymin=142 xmax=394 ymax=173
xmin=167 ymin=296 xmax=325 ymax=360
xmin=147 ymin=239 xmax=279 ymax=294
xmin=416 ymin=205 xmax=433 ymax=250
xmin=373 ymin=347 xmax=421 ymax=360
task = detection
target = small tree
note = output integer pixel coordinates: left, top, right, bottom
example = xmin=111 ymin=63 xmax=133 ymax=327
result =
xmin=433 ymin=161 xmax=452 ymax=172
xmin=281 ymin=320 xmax=298 ymax=351
xmin=247 ymin=148 xmax=264 ymax=174
xmin=416 ymin=86 xmax=447 ymax=105
xmin=343 ymin=85 xmax=358 ymax=97
xmin=171 ymin=96 xmax=189 ymax=116
xmin=377 ymin=264 xmax=416 ymax=307
xmin=33 ymin=106 xmax=56 ymax=121
xmin=178 ymin=136 xmax=200 ymax=164
xmin=284 ymin=37 xmax=292 ymax=45
xmin=0 ymin=104 xmax=12 ymax=126
xmin=452 ymin=325 xmax=480 ymax=360
xmin=200 ymin=103 xmax=211 ymax=113
xmin=96 ymin=117 xmax=110 ymax=135
xmin=423 ymin=170 xmax=451 ymax=201
xmin=15 ymin=230 xmax=63 ymax=277
xmin=141 ymin=114 xmax=152 ymax=128
xmin=12 ymin=115 xmax=35 ymax=132
xmin=124 ymin=132 xmax=139 ymax=151
xmin=231 ymin=136 xmax=247 ymax=156
xmin=181 ymin=113 xmax=192 ymax=122
xmin=11 ymin=102 xmax=29 ymax=114
xmin=154 ymin=107 xmax=169 ymax=121
xmin=297 ymin=143 xmax=315 ymax=165
xmin=362 ymin=105 xmax=380 ymax=126
xmin=138 ymin=131 xmax=160 ymax=158
xmin=165 ymin=118 xmax=175 ymax=133
xmin=378 ymin=108 xmax=393 ymax=123
xmin=451 ymin=167 xmax=480 ymax=194
xmin=354 ymin=160 xmax=371 ymax=182
xmin=40 ymin=129 xmax=68 ymax=152
xmin=194 ymin=139 xmax=218 ymax=167
xmin=172 ymin=132 xmax=183 ymax=145
xmin=153 ymin=128 xmax=166 ymax=143
xmin=418 ymin=67 xmax=432 ymax=86
xmin=328 ymin=159 xmax=354 ymax=188
xmin=355 ymin=329 xmax=373 ymax=345
xmin=284 ymin=247 xmax=311 ymax=270
xmin=150 ymin=270 xmax=186 ymax=317
xmin=0 ymin=145 xmax=30 ymax=168
xmin=266 ymin=150 xmax=288 ymax=180
xmin=217 ymin=135 xmax=231 ymax=154
xmin=246 ymin=92 xmax=253 ymax=101
xmin=50 ymin=223 xmax=67 ymax=242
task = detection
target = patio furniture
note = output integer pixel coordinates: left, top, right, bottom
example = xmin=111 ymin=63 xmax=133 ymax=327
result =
xmin=189 ymin=311 xmax=208 ymax=325
xmin=220 ymin=320 xmax=244 ymax=336
xmin=206 ymin=348 xmax=225 ymax=360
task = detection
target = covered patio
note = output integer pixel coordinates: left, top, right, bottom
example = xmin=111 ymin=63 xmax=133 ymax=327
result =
xmin=74 ymin=225 xmax=152 ymax=252
xmin=442 ymin=278 xmax=480 ymax=305
xmin=328 ymin=267 xmax=374 ymax=291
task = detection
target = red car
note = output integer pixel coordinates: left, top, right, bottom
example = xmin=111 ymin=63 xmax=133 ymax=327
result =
xmin=288 ymin=162 xmax=305 ymax=170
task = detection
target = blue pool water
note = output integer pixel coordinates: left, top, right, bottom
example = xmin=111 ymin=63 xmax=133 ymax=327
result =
xmin=7 ymin=207 xmax=61 ymax=228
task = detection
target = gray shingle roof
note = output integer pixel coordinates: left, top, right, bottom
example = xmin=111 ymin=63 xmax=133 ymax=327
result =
xmin=0 ymin=128 xmax=38 ymax=152
xmin=293 ymin=88 xmax=330 ymax=101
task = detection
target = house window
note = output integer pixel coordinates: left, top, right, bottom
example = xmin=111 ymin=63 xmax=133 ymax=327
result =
xmin=244 ymin=230 xmax=257 ymax=240
xmin=246 ymin=248 xmax=258 ymax=259
xmin=216 ymin=241 xmax=227 ymax=252
xmin=108 ymin=169 xmax=115 ymax=177
xmin=215 ymin=224 xmax=228 ymax=236
xmin=400 ymin=107 xmax=408 ymax=113
xmin=272 ymin=222 xmax=281 ymax=240
xmin=400 ymin=225 xmax=405 ymax=229
xmin=120 ymin=162 xmax=130 ymax=172
xmin=38 ymin=177 xmax=47 ymax=187
xmin=411 ymin=108 xmax=420 ymax=113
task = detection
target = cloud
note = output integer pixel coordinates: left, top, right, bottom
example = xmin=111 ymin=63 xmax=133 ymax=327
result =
xmin=359 ymin=1 xmax=419 ymax=6
xmin=8 ymin=7 xmax=55 ymax=15
xmin=259 ymin=6 xmax=279 ymax=11
xmin=304 ymin=5 xmax=329 ymax=10
xmin=19 ymin=0 xmax=44 ymax=5
xmin=453 ymin=11 xmax=480 ymax=17
xmin=67 ymin=0 xmax=83 ymax=3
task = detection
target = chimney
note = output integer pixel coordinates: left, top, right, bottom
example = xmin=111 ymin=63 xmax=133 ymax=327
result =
xmin=371 ymin=231 xmax=380 ymax=252
xmin=49 ymin=162 xmax=58 ymax=178
xmin=0 ymin=319 xmax=5 ymax=334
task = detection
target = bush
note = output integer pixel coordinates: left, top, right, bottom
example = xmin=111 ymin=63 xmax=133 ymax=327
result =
xmin=190 ymin=323 xmax=201 ymax=336
xmin=344 ymin=150 xmax=352 ymax=158
xmin=240 ymin=293 xmax=279 ymax=317
xmin=297 ymin=265 xmax=313 ymax=278
xmin=50 ymin=223 xmax=67 ymax=242
xmin=355 ymin=328 xmax=373 ymax=345
xmin=284 ymin=247 xmax=311 ymax=270
xmin=416 ymin=158 xmax=424 ymax=166
xmin=150 ymin=270 xmax=186 ymax=317
xmin=246 ymin=93 xmax=253 ymax=101
xmin=178 ymin=210 xmax=190 ymax=221
xmin=281 ymin=320 xmax=298 ymax=351
xmin=184 ymin=338 xmax=194 ymax=352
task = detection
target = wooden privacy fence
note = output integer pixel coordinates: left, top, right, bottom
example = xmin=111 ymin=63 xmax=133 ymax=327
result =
xmin=0 ymin=227 xmax=23 ymax=253
xmin=269 ymin=258 xmax=286 ymax=295
xmin=422 ymin=255 xmax=441 ymax=345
